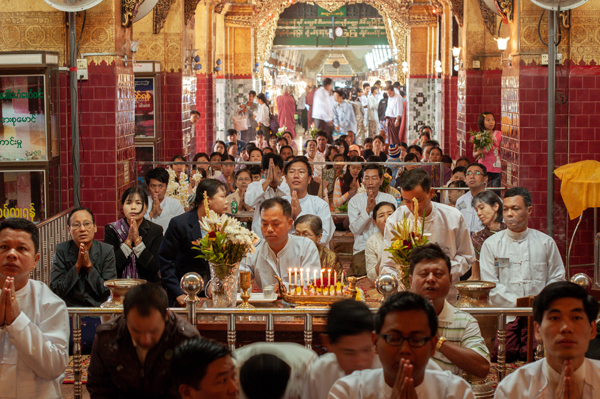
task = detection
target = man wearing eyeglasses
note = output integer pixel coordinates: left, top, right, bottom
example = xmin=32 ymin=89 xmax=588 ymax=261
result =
xmin=410 ymin=244 xmax=490 ymax=378
xmin=455 ymin=163 xmax=489 ymax=235
xmin=328 ymin=292 xmax=474 ymax=399
xmin=50 ymin=207 xmax=117 ymax=307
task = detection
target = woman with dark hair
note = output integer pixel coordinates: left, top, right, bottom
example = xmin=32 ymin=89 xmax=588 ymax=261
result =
xmin=213 ymin=140 xmax=227 ymax=155
xmin=322 ymin=151 xmax=344 ymax=201
xmin=468 ymin=190 xmax=506 ymax=280
xmin=226 ymin=169 xmax=254 ymax=214
xmin=104 ymin=187 xmax=163 ymax=283
xmin=239 ymin=90 xmax=258 ymax=142
xmin=333 ymin=137 xmax=349 ymax=157
xmin=332 ymin=156 xmax=363 ymax=208
xmin=267 ymin=134 xmax=278 ymax=152
xmin=362 ymin=135 xmax=387 ymax=161
xmin=255 ymin=93 xmax=271 ymax=137
xmin=159 ymin=179 xmax=228 ymax=306
xmin=171 ymin=154 xmax=188 ymax=183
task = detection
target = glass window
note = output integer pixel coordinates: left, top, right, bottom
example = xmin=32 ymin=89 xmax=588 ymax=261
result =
xmin=0 ymin=170 xmax=45 ymax=222
xmin=0 ymin=75 xmax=47 ymax=162
xmin=134 ymin=77 xmax=155 ymax=138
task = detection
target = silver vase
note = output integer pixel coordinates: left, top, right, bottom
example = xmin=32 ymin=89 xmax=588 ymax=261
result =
xmin=209 ymin=262 xmax=240 ymax=308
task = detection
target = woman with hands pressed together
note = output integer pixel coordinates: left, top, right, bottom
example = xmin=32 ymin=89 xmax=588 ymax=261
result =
xmin=49 ymin=207 xmax=117 ymax=307
xmin=104 ymin=187 xmax=163 ymax=284
xmin=333 ymin=156 xmax=363 ymax=208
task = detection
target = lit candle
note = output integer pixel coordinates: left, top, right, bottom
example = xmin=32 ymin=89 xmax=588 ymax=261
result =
xmin=320 ymin=269 xmax=324 ymax=287
xmin=334 ymin=270 xmax=337 ymax=285
xmin=328 ymin=269 xmax=331 ymax=287
xmin=300 ymin=268 xmax=304 ymax=288
xmin=288 ymin=268 xmax=292 ymax=286
xmin=294 ymin=268 xmax=298 ymax=286
xmin=313 ymin=269 xmax=317 ymax=286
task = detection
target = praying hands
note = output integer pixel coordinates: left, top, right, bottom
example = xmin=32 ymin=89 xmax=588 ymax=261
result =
xmin=0 ymin=277 xmax=20 ymax=326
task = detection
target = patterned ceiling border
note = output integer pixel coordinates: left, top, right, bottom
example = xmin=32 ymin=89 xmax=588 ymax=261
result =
xmin=153 ymin=0 xmax=173 ymax=34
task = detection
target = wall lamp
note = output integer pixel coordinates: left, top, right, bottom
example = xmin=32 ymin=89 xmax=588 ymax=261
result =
xmin=401 ymin=61 xmax=408 ymax=74
xmin=214 ymin=58 xmax=222 ymax=72
xmin=495 ymin=37 xmax=509 ymax=51
xmin=452 ymin=47 xmax=461 ymax=71
xmin=434 ymin=60 xmax=442 ymax=74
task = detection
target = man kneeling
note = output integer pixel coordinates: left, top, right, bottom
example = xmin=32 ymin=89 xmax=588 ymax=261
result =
xmin=329 ymin=292 xmax=474 ymax=399
xmin=495 ymin=281 xmax=599 ymax=399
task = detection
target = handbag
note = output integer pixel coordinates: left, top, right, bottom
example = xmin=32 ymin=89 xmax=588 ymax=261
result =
xmin=233 ymin=112 xmax=248 ymax=131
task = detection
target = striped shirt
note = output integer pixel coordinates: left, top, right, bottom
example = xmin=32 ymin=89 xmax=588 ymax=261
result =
xmin=433 ymin=300 xmax=490 ymax=375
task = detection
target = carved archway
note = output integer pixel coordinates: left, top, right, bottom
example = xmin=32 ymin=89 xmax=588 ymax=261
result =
xmin=252 ymin=0 xmax=411 ymax=83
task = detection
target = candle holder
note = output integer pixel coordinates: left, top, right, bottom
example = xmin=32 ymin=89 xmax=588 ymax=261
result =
xmin=237 ymin=271 xmax=254 ymax=309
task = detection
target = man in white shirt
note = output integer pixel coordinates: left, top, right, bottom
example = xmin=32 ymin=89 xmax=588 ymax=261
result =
xmin=495 ymin=281 xmax=599 ymax=399
xmin=306 ymin=139 xmax=325 ymax=178
xmin=348 ymin=164 xmax=396 ymax=276
xmin=145 ymin=167 xmax=185 ymax=234
xmin=283 ymin=156 xmax=335 ymax=245
xmin=0 ymin=218 xmax=69 ymax=399
xmin=410 ymin=243 xmax=490 ymax=378
xmin=380 ymin=168 xmax=475 ymax=301
xmin=360 ymin=83 xmax=370 ymax=129
xmin=312 ymin=78 xmax=334 ymax=143
xmin=316 ymin=131 xmax=329 ymax=158
xmin=328 ymin=292 xmax=474 ymax=399
xmin=384 ymin=85 xmax=403 ymax=145
xmin=237 ymin=342 xmax=316 ymax=399
xmin=303 ymin=300 xmax=380 ymax=399
xmin=245 ymin=154 xmax=290 ymax=240
xmin=455 ymin=163 xmax=488 ymax=235
xmin=242 ymin=197 xmax=321 ymax=290
xmin=480 ymin=187 xmax=565 ymax=361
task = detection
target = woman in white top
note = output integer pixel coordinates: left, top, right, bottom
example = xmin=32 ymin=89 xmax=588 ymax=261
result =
xmin=365 ymin=201 xmax=396 ymax=282
xmin=254 ymin=93 xmax=271 ymax=137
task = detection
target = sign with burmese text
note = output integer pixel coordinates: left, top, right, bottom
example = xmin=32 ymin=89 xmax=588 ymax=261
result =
xmin=274 ymin=17 xmax=387 ymax=46
xmin=0 ymin=75 xmax=47 ymax=162
xmin=134 ymin=77 xmax=155 ymax=137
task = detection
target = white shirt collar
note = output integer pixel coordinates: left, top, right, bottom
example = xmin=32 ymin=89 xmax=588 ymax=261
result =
xmin=438 ymin=300 xmax=455 ymax=323
xmin=506 ymin=227 xmax=529 ymax=242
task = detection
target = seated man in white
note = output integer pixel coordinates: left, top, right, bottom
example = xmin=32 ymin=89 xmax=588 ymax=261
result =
xmin=283 ymin=156 xmax=335 ymax=245
xmin=242 ymin=197 xmax=321 ymax=290
xmin=245 ymin=153 xmax=290 ymax=240
xmin=379 ymin=168 xmax=475 ymax=301
xmin=236 ymin=342 xmax=316 ymax=399
xmin=328 ymin=292 xmax=474 ymax=399
xmin=348 ymin=164 xmax=396 ymax=275
xmin=303 ymin=300 xmax=382 ymax=399
xmin=495 ymin=281 xmax=599 ymax=399
xmin=480 ymin=187 xmax=565 ymax=362
xmin=145 ymin=167 xmax=185 ymax=234
xmin=410 ymin=243 xmax=490 ymax=378
xmin=0 ymin=218 xmax=69 ymax=398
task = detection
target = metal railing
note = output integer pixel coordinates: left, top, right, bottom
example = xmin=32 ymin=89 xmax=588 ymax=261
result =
xmin=67 ymin=305 xmax=532 ymax=399
xmin=34 ymin=207 xmax=73 ymax=285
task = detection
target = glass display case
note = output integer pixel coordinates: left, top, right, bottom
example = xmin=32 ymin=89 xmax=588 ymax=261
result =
xmin=0 ymin=52 xmax=60 ymax=222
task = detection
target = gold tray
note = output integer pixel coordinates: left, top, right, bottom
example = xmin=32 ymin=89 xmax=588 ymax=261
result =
xmin=274 ymin=275 xmax=364 ymax=306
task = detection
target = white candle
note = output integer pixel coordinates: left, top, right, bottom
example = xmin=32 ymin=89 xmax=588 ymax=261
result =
xmin=294 ymin=268 xmax=298 ymax=286
xmin=300 ymin=268 xmax=304 ymax=288
xmin=334 ymin=271 xmax=337 ymax=285
xmin=320 ymin=269 xmax=324 ymax=287
xmin=328 ymin=269 xmax=331 ymax=287
xmin=342 ymin=271 xmax=345 ymax=286
xmin=313 ymin=269 xmax=317 ymax=286
xmin=288 ymin=268 xmax=292 ymax=286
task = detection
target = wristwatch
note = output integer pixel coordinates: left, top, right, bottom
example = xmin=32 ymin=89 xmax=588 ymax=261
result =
xmin=436 ymin=336 xmax=447 ymax=352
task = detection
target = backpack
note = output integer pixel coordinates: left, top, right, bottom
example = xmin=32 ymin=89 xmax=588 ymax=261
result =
xmin=378 ymin=96 xmax=388 ymax=121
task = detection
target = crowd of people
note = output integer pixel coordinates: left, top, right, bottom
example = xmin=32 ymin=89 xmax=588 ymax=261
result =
xmin=0 ymin=80 xmax=585 ymax=399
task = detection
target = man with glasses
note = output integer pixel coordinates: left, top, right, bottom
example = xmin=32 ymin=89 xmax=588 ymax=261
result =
xmin=50 ymin=207 xmax=117 ymax=307
xmin=328 ymin=292 xmax=474 ymax=399
xmin=283 ymin=156 xmax=335 ymax=245
xmin=410 ymin=244 xmax=490 ymax=377
xmin=348 ymin=164 xmax=396 ymax=276
xmin=379 ymin=169 xmax=474 ymax=302
xmin=455 ymin=163 xmax=489 ymax=235
xmin=241 ymin=197 xmax=320 ymax=290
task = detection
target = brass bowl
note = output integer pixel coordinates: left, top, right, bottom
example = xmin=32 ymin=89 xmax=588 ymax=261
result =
xmin=100 ymin=279 xmax=147 ymax=308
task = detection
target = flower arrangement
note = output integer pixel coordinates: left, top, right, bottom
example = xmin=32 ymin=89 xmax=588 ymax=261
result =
xmin=385 ymin=197 xmax=430 ymax=290
xmin=468 ymin=129 xmax=493 ymax=160
xmin=276 ymin=124 xmax=287 ymax=137
xmin=307 ymin=123 xmax=318 ymax=139
xmin=192 ymin=193 xmax=260 ymax=280
xmin=379 ymin=172 xmax=393 ymax=193
xmin=167 ymin=168 xmax=191 ymax=208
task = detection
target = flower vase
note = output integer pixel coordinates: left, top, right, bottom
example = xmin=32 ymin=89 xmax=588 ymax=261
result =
xmin=396 ymin=263 xmax=411 ymax=291
xmin=209 ymin=262 xmax=240 ymax=308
